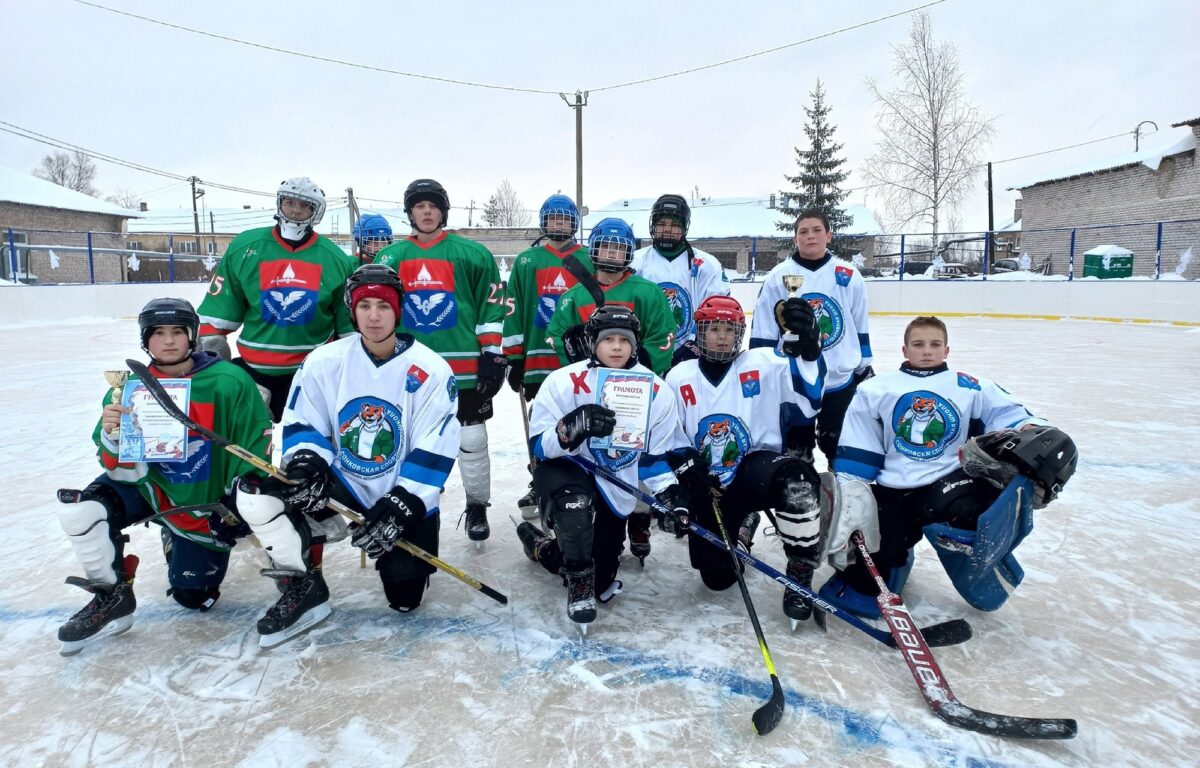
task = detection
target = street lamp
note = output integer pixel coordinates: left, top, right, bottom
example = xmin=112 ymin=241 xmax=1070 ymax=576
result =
xmin=1134 ymin=121 xmax=1158 ymax=152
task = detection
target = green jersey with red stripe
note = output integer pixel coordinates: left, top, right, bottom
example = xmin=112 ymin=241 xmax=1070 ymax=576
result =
xmin=197 ymin=226 xmax=357 ymax=375
xmin=502 ymin=242 xmax=593 ymax=385
xmin=374 ymin=231 xmax=505 ymax=389
xmin=545 ymin=270 xmax=677 ymax=375
xmin=94 ymin=353 xmax=273 ymax=551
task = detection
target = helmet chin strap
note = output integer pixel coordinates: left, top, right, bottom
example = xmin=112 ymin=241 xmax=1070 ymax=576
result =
xmin=277 ymin=218 xmax=310 ymax=241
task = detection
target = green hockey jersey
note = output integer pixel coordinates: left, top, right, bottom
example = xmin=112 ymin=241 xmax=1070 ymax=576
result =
xmin=502 ymin=242 xmax=594 ymax=385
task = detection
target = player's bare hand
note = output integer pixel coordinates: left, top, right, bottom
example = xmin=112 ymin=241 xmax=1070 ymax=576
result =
xmin=101 ymin=403 xmax=128 ymax=434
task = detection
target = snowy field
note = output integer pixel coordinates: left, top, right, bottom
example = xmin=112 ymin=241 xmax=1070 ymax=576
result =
xmin=1 ymin=315 xmax=1197 ymax=768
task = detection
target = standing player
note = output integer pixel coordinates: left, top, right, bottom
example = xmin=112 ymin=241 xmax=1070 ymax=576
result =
xmin=55 ymin=298 xmax=273 ymax=655
xmin=750 ymin=209 xmax=872 ymax=463
xmin=353 ymin=213 xmax=394 ymax=263
xmin=235 ymin=264 xmax=460 ymax=648
xmin=375 ymin=179 xmax=507 ymax=545
xmin=630 ymin=194 xmax=730 ymax=365
xmin=820 ymin=315 xmax=1076 ymax=618
xmin=665 ymin=295 xmax=828 ymax=627
xmin=517 ymin=306 xmax=690 ymax=632
xmin=197 ymin=177 xmax=358 ymax=422
xmin=503 ymin=194 xmax=595 ymax=517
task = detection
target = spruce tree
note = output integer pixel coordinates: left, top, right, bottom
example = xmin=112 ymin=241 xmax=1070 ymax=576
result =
xmin=777 ymin=80 xmax=852 ymax=237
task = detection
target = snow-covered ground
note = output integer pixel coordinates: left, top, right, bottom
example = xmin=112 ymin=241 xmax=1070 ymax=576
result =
xmin=1 ymin=316 xmax=1197 ymax=767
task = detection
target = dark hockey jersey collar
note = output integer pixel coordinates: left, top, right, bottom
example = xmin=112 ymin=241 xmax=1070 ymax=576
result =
xmin=900 ymin=362 xmax=948 ymax=377
xmin=790 ymin=250 xmax=833 ymax=271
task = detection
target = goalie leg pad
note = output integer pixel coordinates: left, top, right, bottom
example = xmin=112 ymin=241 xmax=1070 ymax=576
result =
xmin=924 ymin=475 xmax=1035 ymax=611
xmin=236 ymin=482 xmax=308 ymax=573
xmin=458 ymin=422 xmax=491 ymax=504
xmin=818 ymin=548 xmax=915 ymax=620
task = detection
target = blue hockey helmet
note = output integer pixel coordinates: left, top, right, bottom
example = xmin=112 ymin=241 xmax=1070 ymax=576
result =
xmin=539 ymin=194 xmax=579 ymax=242
xmin=588 ymin=218 xmax=636 ymax=273
xmin=352 ymin=213 xmax=393 ymax=246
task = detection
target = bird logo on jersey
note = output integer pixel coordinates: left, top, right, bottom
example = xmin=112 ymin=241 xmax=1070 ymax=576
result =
xmin=401 ymin=260 xmax=457 ymax=330
xmin=695 ymin=414 xmax=751 ymax=486
xmin=892 ymin=390 xmax=961 ymax=460
xmin=658 ymin=281 xmax=694 ymax=345
xmin=157 ymin=438 xmax=212 ymax=483
xmin=802 ymin=292 xmax=844 ymax=348
xmin=337 ymin=397 xmax=404 ymax=477
xmin=259 ymin=260 xmax=321 ymax=325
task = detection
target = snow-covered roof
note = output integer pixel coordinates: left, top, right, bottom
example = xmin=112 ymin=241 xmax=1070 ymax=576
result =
xmin=1007 ymin=126 xmax=1197 ymax=190
xmin=1083 ymin=243 xmax=1133 ymax=257
xmin=0 ymin=164 xmax=141 ymax=218
xmin=997 ymin=218 xmax=1021 ymax=232
xmin=128 ymin=203 xmax=473 ymax=237
xmin=581 ymin=197 xmax=881 ymax=238
xmin=1172 ymin=117 xmax=1200 ymax=128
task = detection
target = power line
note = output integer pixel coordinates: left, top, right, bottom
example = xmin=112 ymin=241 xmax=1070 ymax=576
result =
xmin=989 ymin=130 xmax=1146 ymax=165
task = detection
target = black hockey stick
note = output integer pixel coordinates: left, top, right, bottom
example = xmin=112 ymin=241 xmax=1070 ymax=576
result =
xmin=853 ymin=532 xmax=1077 ymax=739
xmin=564 ymin=455 xmax=971 ymax=649
xmin=124 ymin=359 xmax=508 ymax=606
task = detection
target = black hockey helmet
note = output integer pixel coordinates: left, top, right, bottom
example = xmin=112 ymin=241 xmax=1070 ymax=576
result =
xmin=343 ymin=264 xmax=404 ymax=329
xmin=979 ymin=426 xmax=1078 ymax=507
xmin=403 ymin=178 xmax=450 ymax=228
xmin=649 ymin=194 xmax=690 ymax=251
xmin=585 ymin=305 xmax=641 ymax=364
xmin=138 ymin=297 xmax=200 ymax=353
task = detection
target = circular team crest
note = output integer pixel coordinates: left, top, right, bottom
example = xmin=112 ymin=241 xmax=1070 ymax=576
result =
xmin=695 ymin=413 xmax=751 ymax=486
xmin=891 ymin=390 xmax=960 ymax=460
xmin=589 ymin=444 xmax=639 ymax=474
xmin=659 ymin=281 xmax=694 ymax=343
xmin=801 ymin=291 xmax=844 ymax=348
xmin=337 ymin=397 xmax=405 ymax=477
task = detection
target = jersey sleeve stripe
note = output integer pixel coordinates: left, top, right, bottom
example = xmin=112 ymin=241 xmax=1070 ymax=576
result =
xmin=833 ymin=446 xmax=885 ymax=481
xmin=281 ymin=423 xmax=333 ymax=455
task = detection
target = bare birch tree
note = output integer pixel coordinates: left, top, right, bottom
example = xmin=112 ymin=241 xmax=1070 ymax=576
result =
xmin=862 ymin=12 xmax=994 ymax=242
xmin=33 ymin=150 xmax=99 ymax=196
xmin=481 ymin=179 xmax=531 ymax=227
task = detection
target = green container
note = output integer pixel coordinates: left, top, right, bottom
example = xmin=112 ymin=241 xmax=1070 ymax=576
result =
xmin=1082 ymin=253 xmax=1133 ymax=279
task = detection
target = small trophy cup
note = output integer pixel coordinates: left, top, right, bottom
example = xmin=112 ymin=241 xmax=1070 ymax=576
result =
xmin=104 ymin=369 xmax=130 ymax=405
xmin=780 ymin=274 xmax=805 ymax=343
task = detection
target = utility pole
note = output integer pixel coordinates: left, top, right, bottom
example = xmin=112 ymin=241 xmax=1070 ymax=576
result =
xmin=986 ymin=161 xmax=994 ymax=268
xmin=468 ymin=199 xmax=475 ymax=227
xmin=189 ymin=176 xmax=204 ymax=255
xmin=560 ymin=90 xmax=589 ymax=233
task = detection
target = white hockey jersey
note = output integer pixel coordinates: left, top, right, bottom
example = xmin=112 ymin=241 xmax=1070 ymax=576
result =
xmin=749 ymin=253 xmax=872 ymax=391
xmin=665 ymin=348 xmax=826 ymax=487
xmin=530 ymin=360 xmax=688 ymax=515
xmin=281 ymin=335 xmax=460 ymax=515
xmin=834 ymin=364 xmax=1046 ymax=489
xmin=631 ymin=245 xmax=730 ymax=349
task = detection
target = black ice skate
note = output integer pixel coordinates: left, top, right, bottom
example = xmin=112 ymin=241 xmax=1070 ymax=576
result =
xmin=565 ymin=565 xmax=597 ymax=634
xmin=58 ymin=554 xmax=139 ymax=657
xmin=517 ymin=483 xmax=539 ymax=521
xmin=783 ymin=560 xmax=816 ymax=630
xmin=257 ymin=568 xmax=331 ymax=649
xmin=628 ymin=512 xmax=652 ymax=566
xmin=462 ymin=500 xmax=490 ymax=547
xmin=515 ymin=519 xmax=551 ymax=563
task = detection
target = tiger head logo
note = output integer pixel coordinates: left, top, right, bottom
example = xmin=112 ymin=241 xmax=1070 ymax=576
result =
xmin=910 ymin=395 xmax=937 ymax=420
xmin=707 ymin=418 xmax=731 ymax=441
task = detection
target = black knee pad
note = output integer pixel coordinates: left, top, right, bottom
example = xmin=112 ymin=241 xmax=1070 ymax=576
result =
xmin=769 ymin=459 xmax=821 ymax=512
xmin=547 ymin=488 xmax=594 ymax=568
xmin=700 ymin=567 xmax=737 ymax=592
xmin=169 ymin=586 xmax=221 ymax=611
xmin=383 ymin=576 xmax=429 ymax=613
xmin=921 ymin=469 xmax=997 ymax=529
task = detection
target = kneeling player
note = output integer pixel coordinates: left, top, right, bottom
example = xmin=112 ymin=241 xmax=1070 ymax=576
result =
xmin=236 ymin=264 xmax=460 ymax=648
xmin=517 ymin=305 xmax=689 ymax=632
xmin=822 ymin=315 xmax=1077 ymax=617
xmin=56 ymin=298 xmax=273 ymax=655
xmin=665 ymin=296 xmax=828 ymax=627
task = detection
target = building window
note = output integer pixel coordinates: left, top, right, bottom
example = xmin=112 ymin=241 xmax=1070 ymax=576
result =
xmin=127 ymin=240 xmax=143 ymax=251
xmin=206 ymin=241 xmax=218 ymax=255
xmin=178 ymin=241 xmax=198 ymax=255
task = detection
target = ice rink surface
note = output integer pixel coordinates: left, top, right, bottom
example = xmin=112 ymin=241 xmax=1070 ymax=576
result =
xmin=1 ymin=315 xmax=1197 ymax=768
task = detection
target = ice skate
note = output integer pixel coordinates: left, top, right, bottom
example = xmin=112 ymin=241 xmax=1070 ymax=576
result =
xmin=462 ymin=500 xmax=490 ymax=548
xmin=628 ymin=512 xmax=651 ymax=566
xmin=58 ymin=555 xmax=139 ymax=657
xmin=565 ymin=565 xmax=597 ymax=633
xmin=783 ymin=560 xmax=816 ymax=631
xmin=517 ymin=483 xmax=539 ymax=521
xmin=257 ymin=568 xmax=331 ymax=649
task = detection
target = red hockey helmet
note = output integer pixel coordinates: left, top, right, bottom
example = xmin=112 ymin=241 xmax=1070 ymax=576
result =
xmin=694 ymin=296 xmax=746 ymax=362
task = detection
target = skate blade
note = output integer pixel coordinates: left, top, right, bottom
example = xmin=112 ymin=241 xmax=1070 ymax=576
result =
xmin=258 ymin=603 xmax=332 ymax=650
xmin=812 ymin=607 xmax=828 ymax=632
xmin=59 ymin=614 xmax=134 ymax=656
xmin=519 ymin=503 xmax=540 ymax=521
xmin=574 ymin=621 xmax=591 ymax=637
xmin=789 ymin=618 xmax=800 ymax=632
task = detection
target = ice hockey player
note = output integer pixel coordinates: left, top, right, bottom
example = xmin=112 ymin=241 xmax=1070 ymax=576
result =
xmin=821 ymin=315 xmax=1077 ymax=618
xmin=546 ymin=217 xmax=676 ymax=563
xmin=55 ymin=298 xmax=273 ymax=655
xmin=235 ymin=264 xmax=460 ymax=648
xmin=665 ymin=295 xmax=828 ymax=627
xmin=502 ymin=194 xmax=595 ymax=518
xmin=353 ymin=213 xmax=394 ymax=263
xmin=375 ymin=179 xmax=506 ymax=545
xmin=630 ymin=194 xmax=730 ymax=366
xmin=749 ymin=209 xmax=873 ymax=463
xmin=517 ymin=305 xmax=689 ymax=632
xmin=196 ymin=177 xmax=359 ymax=422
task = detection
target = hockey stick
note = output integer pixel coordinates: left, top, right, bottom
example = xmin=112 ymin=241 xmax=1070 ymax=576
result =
xmin=564 ymin=455 xmax=970 ymax=649
xmin=124 ymin=360 xmax=508 ymax=606
xmin=853 ymin=532 xmax=1077 ymax=739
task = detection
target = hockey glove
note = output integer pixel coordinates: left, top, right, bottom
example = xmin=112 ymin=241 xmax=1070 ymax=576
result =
xmin=263 ymin=450 xmax=330 ymax=518
xmin=351 ymin=485 xmax=426 ymax=559
xmin=207 ymin=504 xmax=250 ymax=549
xmin=654 ymin=485 xmax=690 ymax=538
xmin=670 ymin=449 xmax=716 ymax=509
xmin=474 ymin=351 xmax=508 ymax=400
xmin=556 ymin=404 xmax=616 ymax=451
xmin=560 ymin=324 xmax=589 ymax=363
xmin=776 ymin=298 xmax=822 ymax=361
xmin=959 ymin=432 xmax=1020 ymax=489
xmin=506 ymin=357 xmax=525 ymax=393
xmin=671 ymin=339 xmax=701 ymax=367
xmin=854 ymin=365 xmax=875 ymax=384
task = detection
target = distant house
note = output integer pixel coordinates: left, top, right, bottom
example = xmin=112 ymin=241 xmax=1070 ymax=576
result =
xmin=1008 ymin=118 xmax=1200 ymax=277
xmin=0 ymin=165 xmax=140 ymax=284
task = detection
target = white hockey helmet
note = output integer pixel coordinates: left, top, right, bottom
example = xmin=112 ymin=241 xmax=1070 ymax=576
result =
xmin=275 ymin=177 xmax=326 ymax=240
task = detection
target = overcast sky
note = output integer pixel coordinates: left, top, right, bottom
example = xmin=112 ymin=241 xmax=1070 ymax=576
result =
xmin=3 ymin=0 xmax=1197 ymax=233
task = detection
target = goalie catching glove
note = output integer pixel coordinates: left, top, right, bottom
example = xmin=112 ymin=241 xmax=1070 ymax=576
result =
xmin=960 ymin=426 xmax=1077 ymax=509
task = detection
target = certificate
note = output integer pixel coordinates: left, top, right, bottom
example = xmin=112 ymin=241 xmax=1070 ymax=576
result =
xmin=589 ymin=368 xmax=654 ymax=453
xmin=118 ymin=378 xmax=191 ymax=463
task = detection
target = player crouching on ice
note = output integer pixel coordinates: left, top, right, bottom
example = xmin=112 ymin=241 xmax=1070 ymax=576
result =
xmin=235 ymin=264 xmax=460 ymax=648
xmin=56 ymin=298 xmax=274 ymax=656
xmin=665 ymin=296 xmax=829 ymax=629
xmin=821 ymin=315 xmax=1078 ymax=617
xmin=517 ymin=305 xmax=689 ymax=632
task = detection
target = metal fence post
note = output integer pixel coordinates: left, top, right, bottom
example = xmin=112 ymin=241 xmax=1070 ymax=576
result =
xmin=750 ymin=237 xmax=757 ymax=273
xmin=168 ymin=234 xmax=175 ymax=286
xmin=87 ymin=231 xmax=95 ymax=285
xmin=898 ymin=234 xmax=906 ymax=281
xmin=983 ymin=231 xmax=991 ymax=281
xmin=5 ymin=228 xmax=16 ymax=281
xmin=169 ymin=238 xmax=176 ymax=283
xmin=1154 ymin=221 xmax=1163 ymax=280
xmin=1068 ymin=228 xmax=1076 ymax=281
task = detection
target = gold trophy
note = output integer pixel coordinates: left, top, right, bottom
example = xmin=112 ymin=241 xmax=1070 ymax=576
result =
xmin=104 ymin=369 xmax=130 ymax=405
xmin=779 ymin=274 xmax=806 ymax=343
